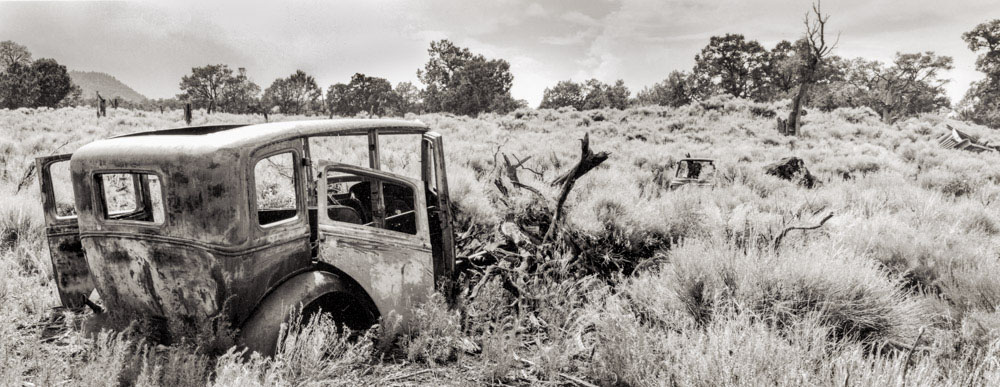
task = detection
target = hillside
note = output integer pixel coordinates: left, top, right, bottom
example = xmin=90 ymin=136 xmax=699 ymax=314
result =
xmin=2 ymin=102 xmax=1000 ymax=385
xmin=68 ymin=70 xmax=147 ymax=102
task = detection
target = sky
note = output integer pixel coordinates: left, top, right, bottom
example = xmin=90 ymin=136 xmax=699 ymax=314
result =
xmin=0 ymin=0 xmax=995 ymax=106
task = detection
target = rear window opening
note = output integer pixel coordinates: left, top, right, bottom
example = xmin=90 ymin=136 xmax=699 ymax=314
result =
xmin=255 ymin=151 xmax=299 ymax=226
xmin=96 ymin=173 xmax=164 ymax=224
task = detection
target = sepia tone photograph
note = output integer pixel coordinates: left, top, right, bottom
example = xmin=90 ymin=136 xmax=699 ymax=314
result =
xmin=1 ymin=0 xmax=1000 ymax=385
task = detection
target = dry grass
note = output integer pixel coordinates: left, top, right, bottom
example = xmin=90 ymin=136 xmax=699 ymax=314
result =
xmin=3 ymin=101 xmax=1000 ymax=385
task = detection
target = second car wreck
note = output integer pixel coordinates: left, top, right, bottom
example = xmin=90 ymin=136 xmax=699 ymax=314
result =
xmin=36 ymin=119 xmax=455 ymax=355
xmin=669 ymin=158 xmax=716 ymax=190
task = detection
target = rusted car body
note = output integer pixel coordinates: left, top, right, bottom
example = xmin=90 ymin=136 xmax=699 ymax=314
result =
xmin=36 ymin=119 xmax=455 ymax=354
xmin=668 ymin=158 xmax=716 ymax=190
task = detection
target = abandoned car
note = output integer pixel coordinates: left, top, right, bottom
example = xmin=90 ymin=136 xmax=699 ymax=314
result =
xmin=668 ymin=158 xmax=716 ymax=190
xmin=36 ymin=119 xmax=455 ymax=355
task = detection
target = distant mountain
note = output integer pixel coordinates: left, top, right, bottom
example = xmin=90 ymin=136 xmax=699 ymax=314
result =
xmin=69 ymin=71 xmax=147 ymax=102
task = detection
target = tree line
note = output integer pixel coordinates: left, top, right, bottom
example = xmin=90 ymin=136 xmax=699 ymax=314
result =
xmin=176 ymin=40 xmax=524 ymax=118
xmin=1 ymin=15 xmax=999 ymax=128
xmin=623 ymin=34 xmax=955 ymax=125
xmin=541 ymin=31 xmax=957 ymax=125
xmin=538 ymin=16 xmax=1000 ymax=128
xmin=0 ymin=41 xmax=79 ymax=109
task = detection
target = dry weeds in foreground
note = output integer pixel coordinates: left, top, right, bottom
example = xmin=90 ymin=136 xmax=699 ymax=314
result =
xmin=2 ymin=100 xmax=1000 ymax=385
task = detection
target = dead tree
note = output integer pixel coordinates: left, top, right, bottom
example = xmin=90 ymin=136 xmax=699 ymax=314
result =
xmin=544 ymin=133 xmax=609 ymax=242
xmin=457 ymin=134 xmax=618 ymax=307
xmin=184 ymin=103 xmax=193 ymax=125
xmin=489 ymin=133 xmax=609 ymax=245
xmin=784 ymin=1 xmax=838 ymax=136
xmin=501 ymin=154 xmax=546 ymax=201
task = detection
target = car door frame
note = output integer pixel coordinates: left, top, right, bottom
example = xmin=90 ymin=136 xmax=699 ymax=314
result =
xmin=36 ymin=153 xmax=94 ymax=309
xmin=420 ymin=132 xmax=455 ymax=283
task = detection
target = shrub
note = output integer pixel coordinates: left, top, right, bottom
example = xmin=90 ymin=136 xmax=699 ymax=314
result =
xmin=0 ymin=194 xmax=43 ymax=250
xmin=401 ymin=293 xmax=467 ymax=365
xmin=212 ymin=313 xmax=374 ymax=386
xmin=749 ymin=105 xmax=776 ymax=118
xmin=658 ymin=237 xmax=928 ymax=347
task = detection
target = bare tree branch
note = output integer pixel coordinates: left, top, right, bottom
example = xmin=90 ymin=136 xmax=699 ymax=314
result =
xmin=545 ymin=134 xmax=610 ymax=243
xmin=502 ymin=153 xmax=546 ymax=201
xmin=774 ymin=212 xmax=834 ymax=249
xmin=784 ymin=0 xmax=838 ymax=135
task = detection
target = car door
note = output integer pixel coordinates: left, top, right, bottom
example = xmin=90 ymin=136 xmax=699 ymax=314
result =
xmin=36 ymin=154 xmax=94 ymax=309
xmin=421 ymin=132 xmax=455 ymax=282
xmin=316 ymin=163 xmax=434 ymax=325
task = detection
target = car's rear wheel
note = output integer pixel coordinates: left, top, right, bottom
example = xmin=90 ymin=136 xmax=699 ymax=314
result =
xmin=237 ymin=271 xmax=379 ymax=356
xmin=300 ymin=292 xmax=378 ymax=334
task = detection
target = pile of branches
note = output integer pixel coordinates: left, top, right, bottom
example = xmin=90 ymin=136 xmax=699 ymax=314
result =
xmin=452 ymin=134 xmax=627 ymax=307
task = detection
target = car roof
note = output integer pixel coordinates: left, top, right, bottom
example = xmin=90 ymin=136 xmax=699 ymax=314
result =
xmin=73 ymin=119 xmax=429 ymax=165
xmin=111 ymin=118 xmax=428 ymax=145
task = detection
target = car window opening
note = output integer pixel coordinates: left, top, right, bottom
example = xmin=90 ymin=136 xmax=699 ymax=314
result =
xmin=96 ymin=172 xmax=164 ymax=223
xmin=255 ymin=152 xmax=299 ymax=226
xmin=325 ymin=170 xmax=417 ymax=235
xmin=50 ymin=160 xmax=76 ymax=218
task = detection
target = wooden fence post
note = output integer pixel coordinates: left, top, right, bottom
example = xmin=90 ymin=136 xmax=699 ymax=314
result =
xmin=96 ymin=92 xmax=107 ymax=118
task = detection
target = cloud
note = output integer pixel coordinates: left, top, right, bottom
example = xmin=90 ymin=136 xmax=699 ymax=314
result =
xmin=0 ymin=0 xmax=992 ymax=106
xmin=540 ymin=31 xmax=594 ymax=46
xmin=526 ymin=3 xmax=547 ymax=17
xmin=562 ymin=11 xmax=603 ymax=27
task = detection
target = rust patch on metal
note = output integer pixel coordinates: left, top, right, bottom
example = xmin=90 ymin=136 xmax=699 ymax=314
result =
xmin=207 ymin=184 xmax=226 ymax=197
xmin=317 ymin=227 xmax=434 ymax=326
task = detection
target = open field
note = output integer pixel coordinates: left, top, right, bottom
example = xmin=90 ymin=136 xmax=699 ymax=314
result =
xmin=3 ymin=101 xmax=1000 ymax=386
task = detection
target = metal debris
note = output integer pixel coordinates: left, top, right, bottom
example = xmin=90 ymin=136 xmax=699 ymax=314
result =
xmin=938 ymin=126 xmax=996 ymax=153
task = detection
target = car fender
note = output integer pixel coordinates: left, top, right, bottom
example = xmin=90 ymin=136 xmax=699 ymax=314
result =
xmin=237 ymin=270 xmax=372 ymax=356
